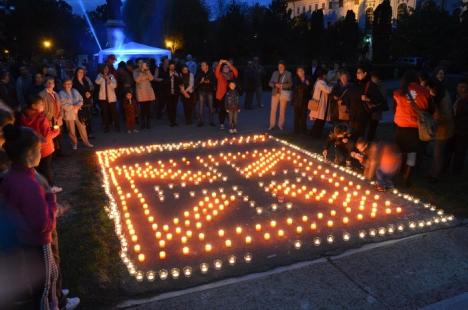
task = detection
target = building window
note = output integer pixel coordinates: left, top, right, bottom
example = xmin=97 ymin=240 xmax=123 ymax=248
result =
xmin=355 ymin=0 xmax=359 ymax=5
xmin=315 ymin=3 xmax=319 ymax=10
xmin=329 ymin=1 xmax=333 ymax=9
xmin=322 ymin=3 xmax=325 ymax=9
xmin=309 ymin=5 xmax=312 ymax=12
xmin=303 ymin=6 xmax=306 ymax=13
xmin=297 ymin=7 xmax=300 ymax=14
xmin=339 ymin=0 xmax=344 ymax=7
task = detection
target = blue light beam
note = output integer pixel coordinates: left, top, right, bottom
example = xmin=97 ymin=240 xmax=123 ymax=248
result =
xmin=78 ymin=0 xmax=103 ymax=51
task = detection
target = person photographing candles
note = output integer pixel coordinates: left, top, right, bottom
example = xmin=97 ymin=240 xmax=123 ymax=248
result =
xmin=322 ymin=123 xmax=353 ymax=166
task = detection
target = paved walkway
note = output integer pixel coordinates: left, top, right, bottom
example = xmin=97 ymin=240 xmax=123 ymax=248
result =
xmin=88 ymin=90 xmax=468 ymax=310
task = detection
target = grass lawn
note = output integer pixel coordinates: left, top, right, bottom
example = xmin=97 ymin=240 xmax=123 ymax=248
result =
xmin=54 ymin=126 xmax=467 ymax=308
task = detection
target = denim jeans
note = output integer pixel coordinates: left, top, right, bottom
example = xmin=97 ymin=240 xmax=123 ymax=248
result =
xmin=198 ymin=91 xmax=214 ymax=124
xmin=376 ymin=168 xmax=395 ymax=188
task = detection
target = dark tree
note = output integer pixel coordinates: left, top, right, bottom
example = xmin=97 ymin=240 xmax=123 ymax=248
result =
xmin=3 ymin=0 xmax=94 ymax=57
xmin=391 ymin=0 xmax=459 ymax=66
xmin=372 ymin=0 xmax=392 ymax=63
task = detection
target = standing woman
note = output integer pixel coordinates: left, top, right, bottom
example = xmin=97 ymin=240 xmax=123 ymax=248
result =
xmin=329 ymin=71 xmax=351 ymax=124
xmin=215 ymin=59 xmax=239 ymax=130
xmin=292 ymin=66 xmax=311 ymax=134
xmin=350 ymin=65 xmax=384 ymax=141
xmin=1 ymin=125 xmax=58 ymax=309
xmin=133 ymin=60 xmax=156 ymax=129
xmin=72 ymin=67 xmax=94 ymax=138
xmin=426 ymin=80 xmax=454 ymax=182
xmin=268 ymin=61 xmax=292 ymax=131
xmin=95 ymin=64 xmax=119 ymax=132
xmin=310 ymin=68 xmax=333 ymax=138
xmin=180 ymin=65 xmax=195 ymax=125
xmin=59 ymin=79 xmax=93 ymax=150
xmin=393 ymin=70 xmax=431 ymax=186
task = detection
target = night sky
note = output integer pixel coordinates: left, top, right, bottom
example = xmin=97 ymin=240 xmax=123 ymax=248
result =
xmin=66 ymin=0 xmax=272 ymax=15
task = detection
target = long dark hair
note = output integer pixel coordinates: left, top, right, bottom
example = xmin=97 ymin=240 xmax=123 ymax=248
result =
xmin=2 ymin=124 xmax=40 ymax=164
xmin=426 ymin=79 xmax=445 ymax=108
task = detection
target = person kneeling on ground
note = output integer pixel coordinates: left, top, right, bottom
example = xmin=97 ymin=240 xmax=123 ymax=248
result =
xmin=225 ymin=81 xmax=241 ymax=134
xmin=322 ymin=123 xmax=353 ymax=166
xmin=351 ymin=138 xmax=402 ymax=192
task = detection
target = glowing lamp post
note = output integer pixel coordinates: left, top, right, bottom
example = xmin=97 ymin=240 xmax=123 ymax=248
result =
xmin=42 ymin=40 xmax=52 ymax=49
xmin=165 ymin=39 xmax=177 ymax=54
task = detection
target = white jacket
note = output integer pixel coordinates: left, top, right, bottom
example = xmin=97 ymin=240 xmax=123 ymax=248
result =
xmin=59 ymin=89 xmax=83 ymax=121
xmin=311 ymin=79 xmax=333 ymax=120
xmin=95 ymin=73 xmax=117 ymax=102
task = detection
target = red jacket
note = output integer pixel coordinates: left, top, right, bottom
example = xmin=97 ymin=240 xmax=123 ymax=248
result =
xmin=1 ymin=165 xmax=57 ymax=245
xmin=393 ymin=83 xmax=430 ymax=128
xmin=215 ymin=63 xmax=238 ymax=100
xmin=20 ymin=109 xmax=60 ymax=158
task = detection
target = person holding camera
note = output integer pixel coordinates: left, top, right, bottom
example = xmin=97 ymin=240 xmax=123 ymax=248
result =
xmin=95 ymin=64 xmax=119 ymax=132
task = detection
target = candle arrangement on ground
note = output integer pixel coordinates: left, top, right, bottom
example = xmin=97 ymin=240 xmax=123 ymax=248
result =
xmin=96 ymin=134 xmax=454 ymax=287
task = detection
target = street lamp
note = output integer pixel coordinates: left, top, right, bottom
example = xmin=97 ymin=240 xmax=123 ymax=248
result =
xmin=165 ymin=39 xmax=176 ymax=54
xmin=42 ymin=40 xmax=52 ymax=49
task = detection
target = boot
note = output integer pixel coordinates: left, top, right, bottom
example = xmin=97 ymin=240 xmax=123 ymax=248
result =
xmin=402 ymin=165 xmax=413 ymax=188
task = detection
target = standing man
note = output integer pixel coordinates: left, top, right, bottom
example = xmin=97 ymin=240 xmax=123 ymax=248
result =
xmin=186 ymin=54 xmax=197 ymax=76
xmin=155 ymin=57 xmax=169 ymax=119
xmin=16 ymin=66 xmax=32 ymax=109
xmin=195 ymin=61 xmax=215 ymax=127
xmin=165 ymin=62 xmax=182 ymax=127
xmin=253 ymin=57 xmax=264 ymax=108
xmin=268 ymin=60 xmax=292 ymax=131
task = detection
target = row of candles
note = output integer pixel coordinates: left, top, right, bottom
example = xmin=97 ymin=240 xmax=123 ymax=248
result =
xmin=96 ymin=134 xmax=454 ymax=282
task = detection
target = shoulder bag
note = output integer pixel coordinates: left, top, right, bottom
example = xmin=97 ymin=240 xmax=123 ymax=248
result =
xmin=407 ymin=91 xmax=435 ymax=141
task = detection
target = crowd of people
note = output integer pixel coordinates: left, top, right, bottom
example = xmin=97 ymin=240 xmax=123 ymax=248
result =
xmin=0 ymin=53 xmax=467 ymax=309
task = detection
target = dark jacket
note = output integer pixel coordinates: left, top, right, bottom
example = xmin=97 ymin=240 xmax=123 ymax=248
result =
xmin=195 ymin=70 xmax=215 ymax=93
xmin=73 ymin=77 xmax=94 ymax=107
xmin=454 ymin=97 xmax=468 ymax=136
xmin=224 ymin=89 xmax=240 ymax=111
xmin=349 ymin=79 xmax=383 ymax=123
xmin=292 ymin=76 xmax=312 ymax=108
xmin=329 ymin=81 xmax=351 ymax=121
xmin=243 ymin=65 xmax=257 ymax=92
xmin=0 ymin=81 xmax=17 ymax=110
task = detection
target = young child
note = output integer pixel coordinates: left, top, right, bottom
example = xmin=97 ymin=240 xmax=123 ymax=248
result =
xmin=224 ymin=81 xmax=240 ymax=134
xmin=123 ymin=89 xmax=139 ymax=133
xmin=322 ymin=123 xmax=353 ymax=165
xmin=20 ymin=95 xmax=62 ymax=193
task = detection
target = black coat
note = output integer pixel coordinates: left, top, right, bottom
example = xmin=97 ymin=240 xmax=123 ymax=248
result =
xmin=349 ymin=80 xmax=384 ymax=124
xmin=292 ymin=76 xmax=312 ymax=108
xmin=0 ymin=81 xmax=17 ymax=110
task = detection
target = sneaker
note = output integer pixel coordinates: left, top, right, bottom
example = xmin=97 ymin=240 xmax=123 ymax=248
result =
xmin=51 ymin=186 xmax=63 ymax=194
xmin=72 ymin=145 xmax=77 ymax=150
xmin=233 ymin=128 xmax=237 ymax=133
xmin=62 ymin=289 xmax=70 ymax=298
xmin=229 ymin=129 xmax=234 ymax=134
xmin=127 ymin=130 xmax=132 ymax=134
xmin=84 ymin=143 xmax=94 ymax=148
xmin=220 ymin=124 xmax=225 ymax=130
xmin=375 ymin=184 xmax=386 ymax=192
xmin=133 ymin=129 xmax=139 ymax=133
xmin=65 ymin=297 xmax=80 ymax=310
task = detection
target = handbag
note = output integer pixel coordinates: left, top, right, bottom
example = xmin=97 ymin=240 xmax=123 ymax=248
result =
xmin=407 ymin=91 xmax=435 ymax=141
xmin=308 ymin=89 xmax=322 ymax=112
